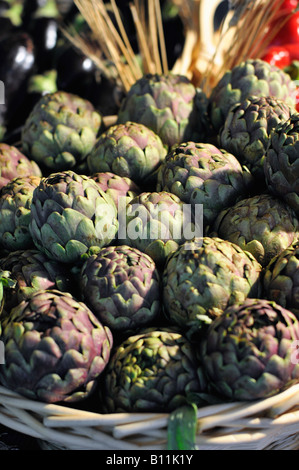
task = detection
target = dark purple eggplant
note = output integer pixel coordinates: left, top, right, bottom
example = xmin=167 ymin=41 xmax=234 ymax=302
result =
xmin=0 ymin=31 xmax=35 ymax=130
xmin=28 ymin=16 xmax=59 ymax=72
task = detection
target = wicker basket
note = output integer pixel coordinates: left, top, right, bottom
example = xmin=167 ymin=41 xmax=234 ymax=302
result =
xmin=0 ymin=384 xmax=299 ymax=450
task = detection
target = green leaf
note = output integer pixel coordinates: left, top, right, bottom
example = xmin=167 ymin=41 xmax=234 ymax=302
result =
xmin=167 ymin=403 xmax=198 ymax=450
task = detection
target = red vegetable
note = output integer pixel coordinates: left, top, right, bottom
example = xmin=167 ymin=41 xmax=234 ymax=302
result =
xmin=284 ymin=42 xmax=299 ymax=60
xmin=261 ymin=45 xmax=291 ymax=68
xmin=272 ymin=11 xmax=299 ymax=45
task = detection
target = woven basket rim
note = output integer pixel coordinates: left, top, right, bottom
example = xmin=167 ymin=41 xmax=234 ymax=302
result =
xmin=0 ymin=383 xmax=299 ymax=450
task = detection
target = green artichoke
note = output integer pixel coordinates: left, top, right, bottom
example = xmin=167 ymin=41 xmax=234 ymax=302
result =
xmin=117 ymin=73 xmax=200 ymax=148
xmin=0 ymin=175 xmax=41 ymax=252
xmin=91 ymin=171 xmax=141 ymax=207
xmin=162 ymin=237 xmax=262 ymax=334
xmin=209 ymin=59 xmax=297 ymax=133
xmin=0 ymin=249 xmax=73 ymax=314
xmin=199 ymin=298 xmax=299 ymax=401
xmin=0 ymin=143 xmax=42 ymax=189
xmin=219 ymin=96 xmax=293 ymax=179
xmin=156 ymin=141 xmax=253 ymax=229
xmin=101 ymin=327 xmax=202 ymax=413
xmin=0 ymin=289 xmax=113 ymax=403
xmin=120 ymin=191 xmax=199 ymax=266
xmin=264 ymin=113 xmax=299 ymax=215
xmin=87 ymin=121 xmax=167 ymax=184
xmin=29 ymin=170 xmax=119 ymax=264
xmin=263 ymin=241 xmax=299 ymax=318
xmin=21 ymin=91 xmax=102 ymax=171
xmin=211 ymin=193 xmax=299 ymax=267
xmin=79 ymin=245 xmax=161 ymax=332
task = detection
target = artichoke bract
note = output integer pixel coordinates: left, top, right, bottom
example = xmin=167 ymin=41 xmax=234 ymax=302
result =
xmin=263 ymin=241 xmax=299 ymax=318
xmin=199 ymin=298 xmax=299 ymax=401
xmin=162 ymin=237 xmax=262 ymax=334
xmin=120 ymin=191 xmax=201 ymax=266
xmin=79 ymin=245 xmax=161 ymax=332
xmin=29 ymin=170 xmax=119 ymax=264
xmin=87 ymin=121 xmax=167 ymax=185
xmin=0 ymin=289 xmax=113 ymax=403
xmin=21 ymin=91 xmax=102 ymax=172
xmin=264 ymin=113 xmax=299 ymax=215
xmin=101 ymin=327 xmax=202 ymax=413
xmin=0 ymin=175 xmax=41 ymax=252
xmin=0 ymin=249 xmax=73 ymax=313
xmin=219 ymin=96 xmax=293 ymax=179
xmin=117 ymin=73 xmax=199 ymax=148
xmin=156 ymin=141 xmax=253 ymax=228
xmin=209 ymin=59 xmax=297 ymax=133
xmin=0 ymin=143 xmax=42 ymax=189
xmin=91 ymin=171 xmax=141 ymax=207
xmin=211 ymin=193 xmax=299 ymax=267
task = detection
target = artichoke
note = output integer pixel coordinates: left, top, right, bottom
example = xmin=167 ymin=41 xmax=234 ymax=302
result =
xmin=208 ymin=58 xmax=297 ymax=133
xmin=162 ymin=237 xmax=262 ymax=334
xmin=0 ymin=249 xmax=73 ymax=314
xmin=29 ymin=170 xmax=119 ymax=264
xmin=263 ymin=241 xmax=299 ymax=318
xmin=87 ymin=121 xmax=167 ymax=184
xmin=21 ymin=91 xmax=102 ymax=171
xmin=199 ymin=298 xmax=299 ymax=401
xmin=120 ymin=191 xmax=199 ymax=266
xmin=219 ymin=96 xmax=293 ymax=179
xmin=0 ymin=175 xmax=41 ymax=252
xmin=101 ymin=327 xmax=202 ymax=413
xmin=211 ymin=193 xmax=299 ymax=267
xmin=79 ymin=245 xmax=161 ymax=332
xmin=0 ymin=289 xmax=113 ymax=403
xmin=91 ymin=171 xmax=141 ymax=207
xmin=156 ymin=141 xmax=253 ymax=229
xmin=117 ymin=73 xmax=200 ymax=148
xmin=264 ymin=113 xmax=299 ymax=215
xmin=0 ymin=144 xmax=42 ymax=189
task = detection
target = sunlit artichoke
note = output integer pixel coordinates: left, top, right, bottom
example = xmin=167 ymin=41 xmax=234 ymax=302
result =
xmin=0 ymin=289 xmax=113 ymax=403
xmin=79 ymin=245 xmax=161 ymax=332
xmin=209 ymin=59 xmax=297 ymax=133
xmin=162 ymin=237 xmax=262 ymax=334
xmin=101 ymin=327 xmax=202 ymax=413
xmin=156 ymin=141 xmax=253 ymax=228
xmin=211 ymin=193 xmax=299 ymax=267
xmin=21 ymin=91 xmax=102 ymax=171
xmin=29 ymin=170 xmax=119 ymax=264
xmin=91 ymin=171 xmax=141 ymax=207
xmin=87 ymin=121 xmax=167 ymax=185
xmin=199 ymin=298 xmax=299 ymax=401
xmin=121 ymin=191 xmax=199 ymax=266
xmin=117 ymin=73 xmax=200 ymax=148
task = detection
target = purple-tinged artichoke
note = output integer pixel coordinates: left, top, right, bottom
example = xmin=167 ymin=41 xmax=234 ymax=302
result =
xmin=0 ymin=249 xmax=73 ymax=314
xmin=211 ymin=193 xmax=299 ymax=267
xmin=0 ymin=143 xmax=41 ymax=189
xmin=87 ymin=121 xmax=167 ymax=185
xmin=79 ymin=245 xmax=161 ymax=332
xmin=199 ymin=298 xmax=299 ymax=401
xmin=156 ymin=141 xmax=253 ymax=228
xmin=162 ymin=237 xmax=262 ymax=334
xmin=101 ymin=327 xmax=203 ymax=413
xmin=0 ymin=289 xmax=113 ymax=403
xmin=91 ymin=171 xmax=141 ymax=208
xmin=29 ymin=170 xmax=119 ymax=264
xmin=21 ymin=91 xmax=102 ymax=171
xmin=263 ymin=241 xmax=299 ymax=318
xmin=0 ymin=175 xmax=41 ymax=252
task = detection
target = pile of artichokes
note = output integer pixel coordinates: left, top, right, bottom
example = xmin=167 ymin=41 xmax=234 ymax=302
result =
xmin=0 ymin=57 xmax=299 ymax=420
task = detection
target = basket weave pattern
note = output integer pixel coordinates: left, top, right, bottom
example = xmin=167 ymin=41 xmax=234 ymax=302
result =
xmin=0 ymin=384 xmax=299 ymax=450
